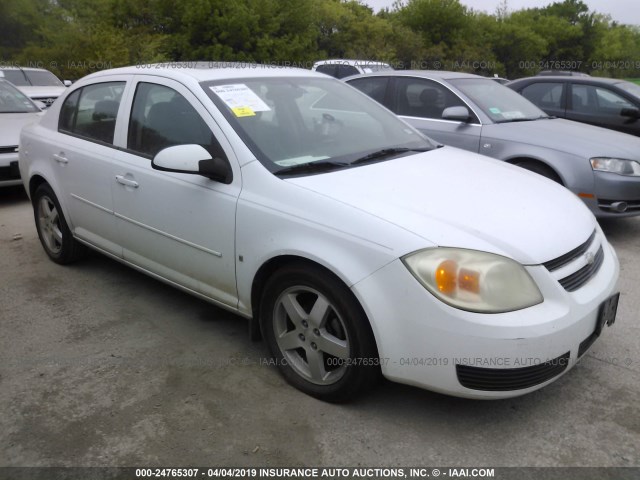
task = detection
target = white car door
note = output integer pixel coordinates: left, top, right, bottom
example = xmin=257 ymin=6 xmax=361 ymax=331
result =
xmin=109 ymin=77 xmax=241 ymax=308
xmin=52 ymin=76 xmax=130 ymax=256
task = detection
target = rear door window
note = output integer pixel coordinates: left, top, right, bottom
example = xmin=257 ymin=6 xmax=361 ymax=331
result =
xmin=348 ymin=77 xmax=391 ymax=106
xmin=58 ymin=82 xmax=125 ymax=144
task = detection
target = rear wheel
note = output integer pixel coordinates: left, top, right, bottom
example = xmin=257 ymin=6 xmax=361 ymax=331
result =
xmin=260 ymin=263 xmax=379 ymax=402
xmin=33 ymin=184 xmax=87 ymax=264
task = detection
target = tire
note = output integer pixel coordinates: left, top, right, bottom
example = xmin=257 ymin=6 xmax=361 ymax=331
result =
xmin=515 ymin=160 xmax=563 ymax=184
xmin=33 ymin=183 xmax=87 ymax=264
xmin=260 ymin=263 xmax=379 ymax=402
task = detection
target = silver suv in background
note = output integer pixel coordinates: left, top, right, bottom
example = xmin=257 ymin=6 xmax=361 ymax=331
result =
xmin=0 ymin=67 xmax=70 ymax=108
xmin=312 ymin=59 xmax=393 ymax=79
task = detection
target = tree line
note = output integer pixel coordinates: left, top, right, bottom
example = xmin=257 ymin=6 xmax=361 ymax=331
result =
xmin=1 ymin=0 xmax=639 ymax=80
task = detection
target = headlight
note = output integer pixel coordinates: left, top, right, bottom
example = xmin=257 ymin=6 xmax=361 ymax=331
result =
xmin=590 ymin=157 xmax=640 ymax=176
xmin=402 ymin=248 xmax=543 ymax=313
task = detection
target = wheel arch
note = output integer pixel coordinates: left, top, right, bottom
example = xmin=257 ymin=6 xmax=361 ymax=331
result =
xmin=504 ymin=156 xmax=565 ymax=185
xmin=249 ymin=254 xmax=377 ymax=355
xmin=28 ymin=174 xmax=49 ymax=201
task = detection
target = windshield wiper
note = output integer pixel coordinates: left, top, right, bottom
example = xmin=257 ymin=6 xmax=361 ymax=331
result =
xmin=275 ymin=160 xmax=349 ymax=177
xmin=350 ymin=147 xmax=431 ymax=166
xmin=496 ymin=115 xmax=551 ymax=124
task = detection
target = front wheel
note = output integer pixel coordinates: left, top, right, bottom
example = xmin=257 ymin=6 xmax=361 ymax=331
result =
xmin=33 ymin=184 xmax=87 ymax=264
xmin=260 ymin=263 xmax=379 ymax=402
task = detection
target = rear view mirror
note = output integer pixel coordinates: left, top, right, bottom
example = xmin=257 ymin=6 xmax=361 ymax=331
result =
xmin=442 ymin=106 xmax=471 ymax=122
xmin=63 ymin=80 xmax=72 ymax=87
xmin=620 ymin=107 xmax=640 ymax=119
xmin=152 ymin=144 xmax=233 ymax=184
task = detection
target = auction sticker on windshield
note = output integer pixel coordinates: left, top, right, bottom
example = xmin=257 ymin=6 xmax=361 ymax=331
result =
xmin=210 ymin=84 xmax=271 ymax=117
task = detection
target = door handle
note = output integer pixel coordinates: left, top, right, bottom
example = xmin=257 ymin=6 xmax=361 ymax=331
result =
xmin=53 ymin=153 xmax=68 ymax=164
xmin=115 ymin=175 xmax=139 ymax=188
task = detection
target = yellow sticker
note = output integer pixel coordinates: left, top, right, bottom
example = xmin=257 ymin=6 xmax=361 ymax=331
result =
xmin=232 ymin=106 xmax=256 ymax=117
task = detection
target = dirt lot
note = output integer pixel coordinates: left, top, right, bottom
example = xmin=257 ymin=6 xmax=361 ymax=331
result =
xmin=1 ymin=184 xmax=639 ymax=469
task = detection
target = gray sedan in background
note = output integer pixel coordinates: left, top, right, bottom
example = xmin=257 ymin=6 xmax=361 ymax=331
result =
xmin=345 ymin=71 xmax=640 ymax=218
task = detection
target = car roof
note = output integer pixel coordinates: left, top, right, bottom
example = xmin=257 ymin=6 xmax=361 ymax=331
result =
xmin=81 ymin=62 xmax=323 ymax=83
xmin=345 ymin=70 xmax=482 ymax=81
xmin=0 ymin=66 xmax=53 ymax=72
xmin=510 ymin=76 xmax=623 ymax=86
xmin=313 ymin=59 xmax=390 ymax=66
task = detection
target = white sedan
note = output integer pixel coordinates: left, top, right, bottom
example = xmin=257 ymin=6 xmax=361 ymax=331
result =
xmin=19 ymin=64 xmax=620 ymax=401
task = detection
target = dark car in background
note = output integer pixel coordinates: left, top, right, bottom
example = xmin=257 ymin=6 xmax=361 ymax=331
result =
xmin=312 ymin=59 xmax=393 ymax=79
xmin=507 ymin=76 xmax=640 ymax=137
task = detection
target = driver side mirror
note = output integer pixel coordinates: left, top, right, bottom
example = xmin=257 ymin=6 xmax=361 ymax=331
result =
xmin=152 ymin=144 xmax=233 ymax=184
xmin=620 ymin=107 xmax=640 ymax=120
xmin=442 ymin=106 xmax=471 ymax=122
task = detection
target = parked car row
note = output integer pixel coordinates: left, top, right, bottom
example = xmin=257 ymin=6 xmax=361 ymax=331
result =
xmin=345 ymin=70 xmax=640 ymax=217
xmin=16 ymin=64 xmax=620 ymax=402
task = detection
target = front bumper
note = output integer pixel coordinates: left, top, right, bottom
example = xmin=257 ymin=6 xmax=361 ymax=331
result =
xmin=0 ymin=152 xmax=22 ymax=187
xmin=592 ymin=171 xmax=640 ymax=217
xmin=351 ymin=240 xmax=620 ymax=399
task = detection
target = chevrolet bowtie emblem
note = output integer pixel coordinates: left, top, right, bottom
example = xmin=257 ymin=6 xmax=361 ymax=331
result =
xmin=585 ymin=251 xmax=595 ymax=265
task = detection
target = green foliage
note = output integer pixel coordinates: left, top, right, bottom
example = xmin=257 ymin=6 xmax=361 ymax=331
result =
xmin=2 ymin=0 xmax=639 ymax=80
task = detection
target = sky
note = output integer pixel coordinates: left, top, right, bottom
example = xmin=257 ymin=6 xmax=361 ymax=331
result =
xmin=363 ymin=0 xmax=640 ymax=26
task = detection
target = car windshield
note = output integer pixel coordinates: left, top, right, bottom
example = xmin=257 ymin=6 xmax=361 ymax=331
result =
xmin=202 ymin=76 xmax=435 ymax=174
xmin=449 ymin=78 xmax=549 ymax=123
xmin=24 ymin=70 xmax=64 ymax=87
xmin=1 ymin=69 xmax=29 ymax=86
xmin=616 ymin=81 xmax=640 ymax=101
xmin=0 ymin=80 xmax=39 ymax=113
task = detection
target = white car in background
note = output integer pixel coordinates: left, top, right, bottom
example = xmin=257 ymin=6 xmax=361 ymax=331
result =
xmin=19 ymin=65 xmax=619 ymax=401
xmin=0 ymin=67 xmax=70 ymax=108
xmin=0 ymin=78 xmax=43 ymax=187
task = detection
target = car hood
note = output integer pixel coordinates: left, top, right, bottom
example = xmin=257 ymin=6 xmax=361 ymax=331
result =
xmin=286 ymin=147 xmax=596 ymax=265
xmin=0 ymin=112 xmax=42 ymax=146
xmin=483 ymin=118 xmax=640 ymax=159
xmin=16 ymin=85 xmax=66 ymax=99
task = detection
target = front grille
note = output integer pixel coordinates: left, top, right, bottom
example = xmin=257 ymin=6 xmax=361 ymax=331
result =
xmin=33 ymin=96 xmax=57 ymax=107
xmin=558 ymin=245 xmax=604 ymax=292
xmin=0 ymin=146 xmax=18 ymax=154
xmin=542 ymin=230 xmax=604 ymax=292
xmin=543 ymin=230 xmax=595 ymax=272
xmin=456 ymin=352 xmax=570 ymax=391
